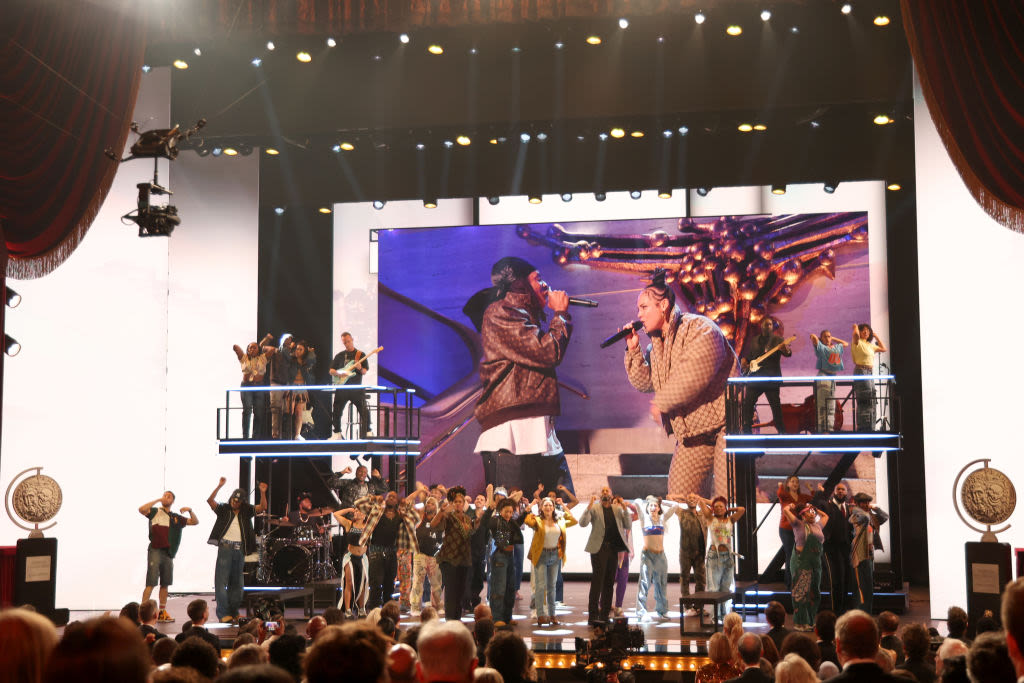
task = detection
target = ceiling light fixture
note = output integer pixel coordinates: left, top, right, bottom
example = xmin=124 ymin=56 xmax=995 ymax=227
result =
xmin=5 ymin=287 xmax=21 ymax=308
xmin=296 ymin=51 xmax=312 ymax=63
xmin=738 ymin=124 xmax=753 ymax=132
xmin=595 ymin=192 xmax=607 ymax=201
xmin=424 ymin=198 xmax=438 ymax=209
xmin=841 ymin=3 xmax=852 ymax=14
xmin=658 ymin=189 xmax=672 ymax=199
xmin=610 ymin=127 xmax=626 ymax=138
xmin=456 ymin=135 xmax=471 ymax=146
xmin=619 ymin=18 xmax=629 ymax=29
xmin=327 ymin=37 xmax=337 ymax=47
xmin=761 ymin=9 xmax=772 ymax=21
xmin=399 ymin=33 xmax=410 ymax=44
xmin=265 ymin=148 xmax=279 ymax=155
xmin=727 ymin=25 xmax=743 ymax=36
xmin=695 ymin=11 xmax=706 ymax=25
xmin=874 ymin=15 xmax=890 ymax=26
xmin=173 ymin=59 xmax=188 ymax=69
xmin=251 ymin=57 xmax=262 ymax=67
xmin=488 ymin=196 xmax=500 ymax=205
xmin=318 ymin=207 xmax=332 ymax=214
xmin=586 ymin=35 xmax=602 ymax=45
xmin=630 ymin=130 xmax=644 ymax=138
xmin=630 ymin=190 xmax=642 ymax=199
xmin=266 ymin=41 xmax=276 ymax=51
xmin=823 ymin=181 xmax=838 ymax=194
xmin=373 ymin=200 xmax=386 ymax=209
xmin=428 ymin=44 xmax=443 ymax=55
xmin=340 ymin=142 xmax=354 ymax=151
xmin=5 ymin=335 xmax=21 ymax=357
xmin=771 ymin=183 xmax=787 ymax=195
xmin=873 ymin=114 xmax=892 ymax=125
xmin=223 ymin=147 xmax=238 ymax=156
xmin=887 ymin=183 xmax=902 ymax=191
xmin=561 ymin=193 xmax=573 ymax=202
xmin=753 ymin=124 xmax=767 ymax=131
xmin=528 ymin=194 xmax=543 ymax=204
xmin=696 ymin=187 xmax=711 ymax=196
xmin=274 ymin=207 xmax=285 ymax=215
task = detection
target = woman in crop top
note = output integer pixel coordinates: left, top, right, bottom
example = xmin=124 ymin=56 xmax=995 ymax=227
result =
xmin=781 ymin=502 xmax=829 ymax=631
xmin=852 ymin=323 xmax=887 ymax=432
xmin=333 ymin=507 xmax=369 ymax=617
xmin=524 ymin=496 xmax=577 ymax=626
xmin=410 ymin=496 xmax=444 ymax=616
xmin=633 ymin=495 xmax=681 ymax=621
xmin=777 ymin=475 xmax=813 ymax=589
xmin=696 ymin=495 xmax=745 ymax=618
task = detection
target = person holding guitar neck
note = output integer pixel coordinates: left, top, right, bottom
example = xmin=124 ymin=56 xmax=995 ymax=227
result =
xmin=740 ymin=317 xmax=793 ymax=434
xmin=330 ymin=332 xmax=372 ymax=439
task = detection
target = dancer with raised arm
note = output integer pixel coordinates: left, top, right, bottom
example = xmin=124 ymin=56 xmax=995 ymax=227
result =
xmin=693 ymin=495 xmax=745 ymax=617
xmin=781 ymin=502 xmax=829 ymax=631
xmin=852 ymin=323 xmax=887 ymax=432
xmin=332 ymin=505 xmax=369 ymax=617
xmin=524 ymin=495 xmax=577 ymax=626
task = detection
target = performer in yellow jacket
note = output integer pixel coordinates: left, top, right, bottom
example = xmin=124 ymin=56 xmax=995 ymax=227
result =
xmin=524 ymin=497 xmax=577 ymax=627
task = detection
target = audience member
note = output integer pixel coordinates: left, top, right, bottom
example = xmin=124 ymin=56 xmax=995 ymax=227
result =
xmin=936 ymin=639 xmax=969 ymax=678
xmin=152 ymin=637 xmax=178 ymax=667
xmin=228 ymin=643 xmax=269 ymax=669
xmin=725 ymin=632 xmax=770 ymax=683
xmin=695 ymin=632 xmax=741 ymax=683
xmin=830 ymin=609 xmax=904 ymax=682
xmin=268 ymin=634 xmax=306 ymax=681
xmin=139 ymin=599 xmax=167 ymax=643
xmin=322 ymin=607 xmax=344 ymax=626
xmin=150 ymin=667 xmax=207 ymax=683
xmin=940 ymin=655 xmax=969 ymax=683
xmin=484 ymin=631 xmax=530 ymax=683
xmin=381 ymin=600 xmax=402 ymax=626
xmin=304 ymin=623 xmax=390 ymax=683
xmin=306 ymin=615 xmax=327 ymax=642
xmin=233 ymin=633 xmax=257 ymax=649
xmin=474 ymin=667 xmax=504 ymax=683
xmin=421 ymin=606 xmax=439 ymax=622
xmin=170 ymin=636 xmax=221 ymax=679
xmin=880 ymin=611 xmax=906 ymax=665
xmin=379 ymin=616 xmax=398 ymax=640
xmin=897 ymin=622 xmax=937 ymax=683
xmin=765 ymin=600 xmax=791 ymax=652
xmin=175 ymin=599 xmax=221 ymax=652
xmin=44 ymin=616 xmax=151 ymax=683
xmin=388 ymin=643 xmax=419 ymax=683
xmin=816 ymin=609 xmax=840 ymax=667
xmin=758 ymin=634 xmax=779 ymax=667
xmin=474 ymin=617 xmax=495 ymax=666
xmin=417 ymin=620 xmax=478 ymax=683
xmin=1002 ymin=578 xmax=1024 ymax=679
xmin=819 ymin=660 xmax=840 ymax=679
xmin=0 ymin=607 xmax=58 ymax=683
xmin=119 ymin=601 xmax=142 ymax=626
xmin=877 ymin=647 xmax=895 ymax=672
xmin=780 ymin=632 xmax=822 ymax=671
xmin=966 ymin=631 xmax=1015 ymax=683
xmin=974 ymin=614 xmax=999 ymax=637
xmin=474 ymin=604 xmax=493 ymax=622
xmin=947 ymin=607 xmax=969 ymax=643
xmin=775 ymin=652 xmax=818 ymax=683
xmin=215 ymin=664 xmax=295 ymax=683
xmin=723 ymin=611 xmax=745 ymax=667
xmin=402 ymin=625 xmax=422 ymax=651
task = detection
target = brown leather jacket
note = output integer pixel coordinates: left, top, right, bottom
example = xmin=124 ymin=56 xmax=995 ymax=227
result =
xmin=474 ymin=290 xmax=572 ymax=431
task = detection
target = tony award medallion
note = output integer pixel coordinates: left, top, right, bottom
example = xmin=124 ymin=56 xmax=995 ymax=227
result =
xmin=4 ymin=467 xmax=63 ymax=538
xmin=953 ymin=459 xmax=1015 ymax=543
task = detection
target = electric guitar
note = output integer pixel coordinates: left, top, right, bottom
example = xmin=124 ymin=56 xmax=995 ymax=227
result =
xmin=745 ymin=336 xmax=796 ymax=375
xmin=331 ymin=346 xmax=383 ymax=384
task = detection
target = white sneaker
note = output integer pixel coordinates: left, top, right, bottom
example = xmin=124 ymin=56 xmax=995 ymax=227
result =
xmin=684 ymin=608 xmax=699 ymax=617
xmin=639 ymin=612 xmax=653 ymax=623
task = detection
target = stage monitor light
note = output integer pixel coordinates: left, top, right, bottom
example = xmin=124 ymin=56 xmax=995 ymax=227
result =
xmin=297 ymin=51 xmax=312 ymax=63
xmin=696 ymin=187 xmax=710 ymax=196
xmin=428 ymin=44 xmax=444 ymax=55
xmin=456 ymin=135 xmax=471 ymax=146
xmin=223 ymin=147 xmax=238 ymax=156
xmin=5 ymin=335 xmax=20 ymax=357
xmin=528 ymin=194 xmax=543 ymax=204
xmin=274 ymin=207 xmax=285 ymax=215
xmin=610 ymin=127 xmax=625 ymax=138
xmin=726 ymin=25 xmax=742 ymax=36
xmin=761 ymin=9 xmax=771 ymax=21
xmin=823 ymin=181 xmax=838 ymax=194
xmin=6 ymin=287 xmax=21 ymax=308
xmin=327 ymin=37 xmax=337 ymax=47
xmin=561 ymin=193 xmax=573 ymax=202
xmin=424 ymin=198 xmax=438 ymax=209
xmin=630 ymin=190 xmax=642 ymax=199
xmin=586 ymin=35 xmax=602 ymax=45
xmin=173 ymin=59 xmax=188 ymax=69
xmin=619 ymin=18 xmax=629 ymax=29
xmin=251 ymin=57 xmax=262 ymax=67
xmin=372 ymin=200 xmax=386 ymax=210
xmin=141 ymin=64 xmax=151 ymax=73
xmin=487 ymin=196 xmax=500 ymax=205
xmin=318 ymin=207 xmax=333 ymax=214
xmin=771 ymin=183 xmax=787 ymax=195
xmin=265 ymin=147 xmax=279 ymax=155
xmin=399 ymin=33 xmax=410 ymax=44
xmin=266 ymin=41 xmax=276 ymax=50
xmin=887 ymin=183 xmax=902 ymax=191
xmin=874 ymin=15 xmax=890 ymax=26
xmin=841 ymin=3 xmax=852 ymax=14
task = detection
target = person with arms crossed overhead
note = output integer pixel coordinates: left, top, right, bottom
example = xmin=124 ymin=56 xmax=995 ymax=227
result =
xmin=851 ymin=323 xmax=887 ymax=432
xmin=140 ymin=490 xmax=198 ymax=622
xmin=207 ymin=478 xmax=268 ymax=623
xmin=330 ymin=332 xmax=373 ymax=439
xmin=810 ymin=330 xmax=848 ymax=432
xmin=232 ymin=333 xmax=274 ymax=439
xmin=741 ymin=317 xmax=793 ymax=434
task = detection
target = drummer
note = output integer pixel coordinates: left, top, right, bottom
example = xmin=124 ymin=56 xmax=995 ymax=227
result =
xmin=286 ymin=492 xmax=330 ymax=536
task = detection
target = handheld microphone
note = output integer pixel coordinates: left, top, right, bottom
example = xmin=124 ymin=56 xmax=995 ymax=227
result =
xmin=568 ymin=297 xmax=598 ymax=308
xmin=600 ymin=320 xmax=643 ymax=348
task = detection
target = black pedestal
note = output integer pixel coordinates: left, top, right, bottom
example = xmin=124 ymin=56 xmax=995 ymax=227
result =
xmin=965 ymin=541 xmax=1011 ymax=633
xmin=14 ymin=537 xmax=69 ymax=626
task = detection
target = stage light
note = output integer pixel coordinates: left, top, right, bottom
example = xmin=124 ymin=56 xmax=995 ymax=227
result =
xmin=761 ymin=9 xmax=771 ymax=21
xmin=738 ymin=123 xmax=753 ymax=132
xmin=528 ymin=194 xmax=542 ymax=204
xmin=488 ymin=196 xmax=500 ymax=205
xmin=173 ymin=59 xmax=188 ymax=69
xmin=5 ymin=335 xmax=20 ymax=357
xmin=520 ymin=133 xmax=531 ymax=143
xmin=332 ymin=144 xmax=342 ymax=153
xmin=554 ymin=40 xmax=565 ymax=49
xmin=469 ymin=47 xmax=478 ymax=55
xmin=6 ymin=287 xmax=21 ymax=308
xmin=212 ymin=147 xmax=223 ymax=156
xmin=790 ymin=26 xmax=799 ymax=33
xmin=416 ymin=143 xmax=425 ymax=150
xmin=841 ymin=3 xmax=852 ymax=14
xmin=662 ymin=129 xmax=673 ymax=138
xmin=274 ymin=206 xmax=285 ymax=215
xmin=657 ymin=35 xmax=665 ymax=43
xmin=424 ymin=198 xmax=438 ymax=209
xmin=327 ymin=37 xmax=337 ymax=47
xmin=630 ymin=190 xmax=642 ymax=199
xmin=251 ymin=57 xmax=262 ymax=67
xmin=727 ymin=25 xmax=742 ymax=36
xmin=193 ymin=47 xmax=202 ymax=56
xmin=619 ymin=17 xmax=629 ymax=29
xmin=265 ymin=148 xmax=279 ymax=155
xmin=753 ymin=124 xmax=767 ymax=131
xmin=874 ymin=114 xmax=892 ymax=125
xmin=443 ymin=140 xmax=454 ymax=148
xmin=576 ymin=134 xmax=585 ymax=141
xmin=678 ymin=125 xmax=689 ymax=135
xmin=489 ymin=138 xmax=498 ymax=145
xmin=810 ymin=120 xmax=821 ymax=129
xmin=511 ymin=46 xmax=522 ymax=53
xmin=399 ymin=33 xmax=410 ymax=44
xmin=428 ymin=44 xmax=444 ymax=55
xmin=267 ymin=41 xmax=276 ymax=51
xmin=535 ymin=132 xmax=548 ymax=141
xmin=318 ymin=207 xmax=332 ymax=214
xmin=586 ymin=35 xmax=602 ymax=45
xmin=771 ymin=183 xmax=787 ymax=195
xmin=373 ymin=200 xmax=386 ymax=209
xmin=598 ymin=132 xmax=608 ymax=141
xmin=297 ymin=51 xmax=312 ymax=62
xmin=658 ymin=189 xmax=672 ymax=199
xmin=874 ymin=15 xmax=890 ymax=26
xmin=373 ymin=55 xmax=382 ymax=62
xmin=695 ymin=11 xmax=706 ymax=25
xmin=561 ymin=193 xmax=573 ymax=202
xmin=610 ymin=128 xmax=625 ymax=138
xmin=223 ymin=147 xmax=238 ymax=156
xmin=630 ymin=130 xmax=644 ymax=138
xmin=141 ymin=65 xmax=151 ymax=73
xmin=456 ymin=135 xmax=471 ymax=146
xmin=824 ymin=181 xmax=838 ymax=194
xmin=696 ymin=187 xmax=710 ymax=196
xmin=887 ymin=183 xmax=902 ymax=191
xmin=595 ymin=192 xmax=607 ymax=201
xmin=498 ymin=136 xmax=507 ymax=143
xmin=340 ymin=142 xmax=354 ymax=151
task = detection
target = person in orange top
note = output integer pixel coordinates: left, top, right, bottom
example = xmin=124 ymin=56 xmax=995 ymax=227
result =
xmin=524 ymin=497 xmax=577 ymax=627
xmin=777 ymin=475 xmax=813 ymax=589
xmin=696 ymin=633 xmax=743 ymax=683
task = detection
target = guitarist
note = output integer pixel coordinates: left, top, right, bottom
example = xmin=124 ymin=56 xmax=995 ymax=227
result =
xmin=330 ymin=332 xmax=372 ymax=439
xmin=740 ymin=317 xmax=792 ymax=434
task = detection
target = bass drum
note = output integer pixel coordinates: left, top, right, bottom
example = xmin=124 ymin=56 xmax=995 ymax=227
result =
xmin=270 ymin=543 xmax=313 ymax=585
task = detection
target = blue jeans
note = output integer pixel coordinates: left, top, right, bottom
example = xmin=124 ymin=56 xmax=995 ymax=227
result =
xmin=637 ymin=549 xmax=668 ymax=616
xmin=534 ymin=549 xmax=560 ymax=617
xmin=854 ymin=366 xmax=876 ymax=432
xmin=706 ymin=549 xmax=735 ymax=616
xmin=489 ymin=549 xmax=514 ymax=624
xmin=214 ymin=541 xmax=245 ymax=620
xmin=815 ymin=373 xmax=837 ymax=432
xmin=512 ymin=543 xmax=525 ymax=597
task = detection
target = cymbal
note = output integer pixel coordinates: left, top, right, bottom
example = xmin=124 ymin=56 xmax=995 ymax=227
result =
xmin=309 ymin=506 xmax=335 ymax=516
xmin=270 ymin=518 xmax=296 ymax=527
xmin=254 ymin=512 xmax=278 ymax=519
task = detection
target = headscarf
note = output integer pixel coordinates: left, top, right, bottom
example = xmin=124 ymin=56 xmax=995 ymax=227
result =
xmin=462 ymin=256 xmax=538 ymax=331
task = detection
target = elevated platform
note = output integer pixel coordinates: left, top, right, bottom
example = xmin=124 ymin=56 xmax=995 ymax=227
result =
xmin=218 ymin=437 xmax=421 ymax=457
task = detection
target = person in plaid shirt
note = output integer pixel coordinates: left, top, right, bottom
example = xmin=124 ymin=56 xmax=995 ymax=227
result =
xmin=623 ymin=270 xmax=739 ymax=498
xmin=354 ymin=489 xmax=420 ymax=609
xmin=431 ymin=486 xmax=484 ymax=621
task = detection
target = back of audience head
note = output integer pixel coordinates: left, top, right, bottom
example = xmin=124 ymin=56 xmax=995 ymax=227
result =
xmin=948 ymin=606 xmax=969 ymax=639
xmin=229 ymin=643 xmax=268 ymax=669
xmin=999 ymin=578 xmax=1024 ymax=657
xmin=474 ymin=604 xmax=492 ymax=622
xmin=139 ymin=599 xmax=159 ymax=625
xmin=759 ymin=634 xmax=780 ymax=666
xmin=418 ymin=620 xmax=478 ymax=683
xmin=876 ymin=647 xmax=895 ymax=672
xmin=474 ymin=618 xmax=495 ymax=648
xmin=152 ymin=637 xmax=178 ymax=666
xmin=819 ymin=660 xmax=840 ymax=679
xmin=966 ymin=631 xmax=1015 ymax=683
xmin=322 ymin=607 xmax=344 ymax=626
xmin=780 ymin=632 xmax=821 ymax=670
xmin=150 ymin=667 xmax=207 ymax=683
xmin=268 ymin=634 xmax=306 ymax=681
xmin=835 ymin=610 xmax=879 ymax=663
xmin=473 ymin=667 xmax=504 ymax=683
xmin=0 ymin=607 xmax=58 ymax=683
xmin=171 ymin=636 xmax=221 ymax=679
xmin=775 ymin=652 xmax=818 ymax=683
xmin=737 ymin=632 xmax=763 ymax=666
xmin=815 ymin=610 xmax=837 ymax=643
xmin=304 ymin=623 xmax=390 ymax=683
xmin=402 ymin=625 xmax=422 ymax=651
xmin=723 ymin=612 xmax=744 ymax=645
xmin=379 ymin=616 xmax=398 ymax=640
xmin=119 ymin=601 xmax=141 ymax=625
xmin=44 ymin=616 xmax=150 ymax=683
xmin=879 ymin=611 xmax=900 ymax=635
xmin=707 ymin=633 xmax=733 ymax=665
xmin=941 ymin=655 xmax=969 ymax=683
xmin=233 ymin=633 xmax=257 ymax=650
xmin=938 ymin=638 xmax=970 ymax=672
xmin=484 ymin=631 xmax=529 ymax=683
xmin=975 ymin=614 xmax=999 ymax=636
xmin=215 ymin=664 xmax=296 ymax=683
xmin=381 ymin=600 xmax=401 ymax=625
xmin=186 ymin=599 xmax=208 ymax=625
xmin=765 ymin=601 xmax=787 ymax=629
xmin=891 ymin=669 xmax=918 ymax=681
xmin=388 ymin=643 xmax=419 ymax=683
xmin=306 ymin=615 xmax=327 ymax=642
xmin=421 ymin=606 xmax=439 ymax=623
xmin=903 ymin=622 xmax=932 ymax=661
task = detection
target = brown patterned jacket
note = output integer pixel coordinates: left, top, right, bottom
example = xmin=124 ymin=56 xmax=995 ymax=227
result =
xmin=624 ymin=310 xmax=737 ymax=438
xmin=475 ymin=290 xmax=572 ymax=431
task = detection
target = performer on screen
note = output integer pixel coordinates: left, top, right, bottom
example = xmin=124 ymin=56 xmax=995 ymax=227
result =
xmin=622 ymin=269 xmax=738 ymax=497
xmin=463 ymin=256 xmax=575 ymax=495
xmin=741 ymin=317 xmax=792 ymax=434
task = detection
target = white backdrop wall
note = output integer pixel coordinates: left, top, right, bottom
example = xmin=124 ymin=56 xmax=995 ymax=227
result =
xmin=915 ymin=74 xmax=1024 ymax=618
xmin=0 ymin=68 xmax=260 ymax=609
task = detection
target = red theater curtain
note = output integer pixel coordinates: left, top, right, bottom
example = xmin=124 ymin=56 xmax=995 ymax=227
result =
xmin=902 ymin=0 xmax=1024 ymax=233
xmin=0 ymin=1 xmax=145 ymax=278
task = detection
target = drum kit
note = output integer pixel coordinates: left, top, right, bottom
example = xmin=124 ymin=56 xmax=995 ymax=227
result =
xmin=254 ymin=507 xmax=338 ymax=585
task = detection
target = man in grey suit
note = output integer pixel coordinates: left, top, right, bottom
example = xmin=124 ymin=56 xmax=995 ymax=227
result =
xmin=579 ymin=485 xmax=633 ymax=626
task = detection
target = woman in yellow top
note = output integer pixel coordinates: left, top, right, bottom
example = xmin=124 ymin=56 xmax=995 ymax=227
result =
xmin=524 ymin=497 xmax=577 ymax=627
xmin=851 ymin=323 xmax=887 ymax=432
